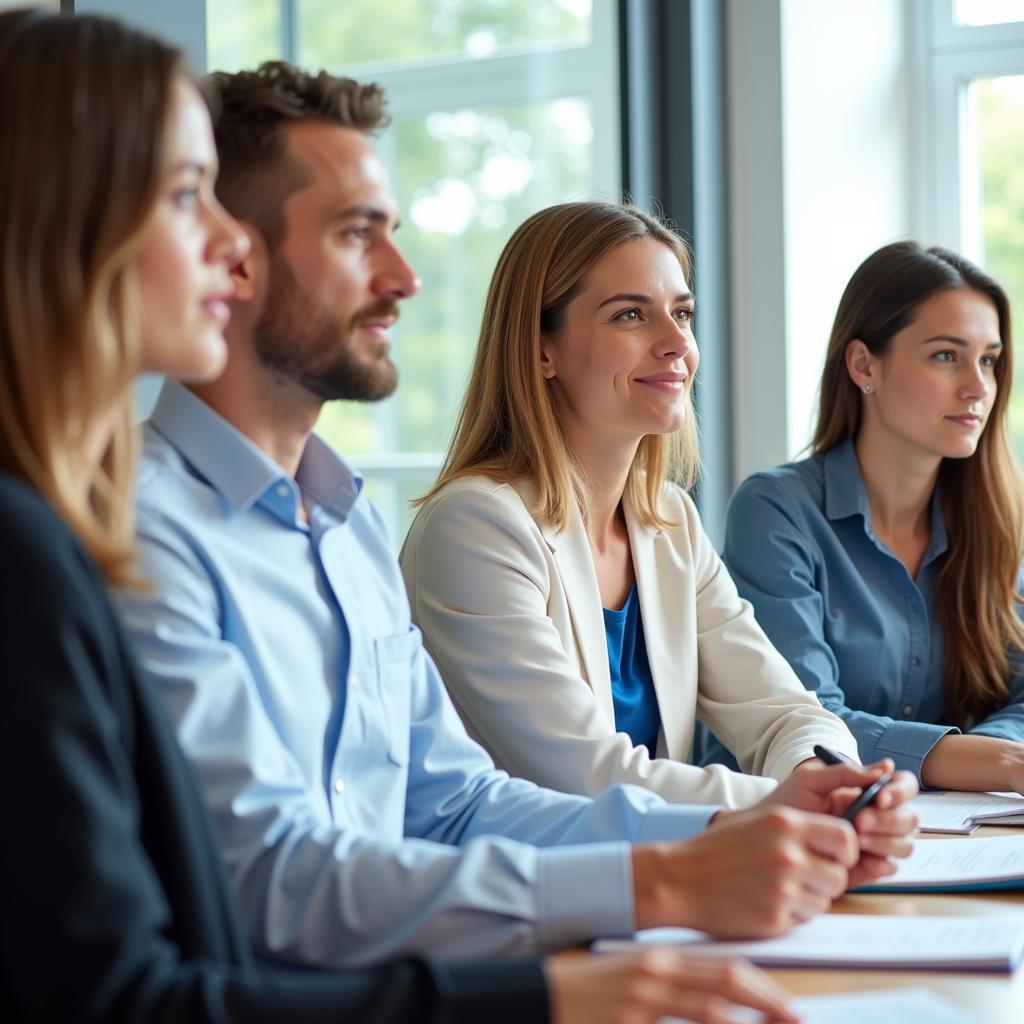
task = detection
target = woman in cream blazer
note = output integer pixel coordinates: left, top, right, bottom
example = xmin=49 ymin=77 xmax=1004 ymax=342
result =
xmin=401 ymin=202 xmax=872 ymax=810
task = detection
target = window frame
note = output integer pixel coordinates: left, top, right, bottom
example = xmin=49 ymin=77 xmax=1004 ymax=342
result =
xmin=920 ymin=0 xmax=1024 ymax=253
xmin=271 ymin=5 xmax=622 ymax=437
xmin=255 ymin=0 xmax=622 ymax=538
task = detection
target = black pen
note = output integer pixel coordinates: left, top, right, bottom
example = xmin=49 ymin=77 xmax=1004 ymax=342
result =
xmin=813 ymin=744 xmax=893 ymax=822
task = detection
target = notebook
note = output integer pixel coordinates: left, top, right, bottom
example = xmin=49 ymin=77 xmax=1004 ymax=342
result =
xmin=856 ymin=833 xmax=1024 ymax=893
xmin=912 ymin=790 xmax=1024 ymax=834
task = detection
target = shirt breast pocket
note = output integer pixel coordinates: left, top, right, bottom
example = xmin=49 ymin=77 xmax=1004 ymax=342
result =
xmin=373 ymin=631 xmax=416 ymax=766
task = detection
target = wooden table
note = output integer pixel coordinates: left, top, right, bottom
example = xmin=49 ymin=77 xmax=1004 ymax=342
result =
xmin=763 ymin=826 xmax=1024 ymax=1022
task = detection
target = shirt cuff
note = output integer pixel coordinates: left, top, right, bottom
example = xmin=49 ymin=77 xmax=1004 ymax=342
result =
xmin=969 ymin=717 xmax=1024 ymax=742
xmin=536 ymin=842 xmax=634 ymax=946
xmin=875 ymin=720 xmax=960 ymax=780
xmin=632 ymin=803 xmax=719 ymax=842
xmin=766 ymin=736 xmax=860 ymax=778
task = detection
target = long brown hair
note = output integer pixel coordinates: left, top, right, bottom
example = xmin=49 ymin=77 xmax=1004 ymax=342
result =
xmin=421 ymin=201 xmax=700 ymax=531
xmin=814 ymin=241 xmax=1024 ymax=728
xmin=0 ymin=9 xmax=181 ymax=584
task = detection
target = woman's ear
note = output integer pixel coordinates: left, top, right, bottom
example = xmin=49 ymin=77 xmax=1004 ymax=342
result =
xmin=845 ymin=338 xmax=877 ymax=394
xmin=539 ymin=337 xmax=558 ymax=380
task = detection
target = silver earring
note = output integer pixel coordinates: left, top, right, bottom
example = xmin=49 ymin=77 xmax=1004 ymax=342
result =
xmin=862 ymin=384 xmax=872 ymax=394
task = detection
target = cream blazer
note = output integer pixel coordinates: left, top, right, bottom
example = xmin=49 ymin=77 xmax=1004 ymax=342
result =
xmin=399 ymin=475 xmax=859 ymax=809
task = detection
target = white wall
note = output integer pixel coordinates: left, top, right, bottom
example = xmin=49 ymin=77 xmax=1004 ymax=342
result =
xmin=0 ymin=0 xmax=59 ymax=9
xmin=728 ymin=0 xmax=916 ymax=483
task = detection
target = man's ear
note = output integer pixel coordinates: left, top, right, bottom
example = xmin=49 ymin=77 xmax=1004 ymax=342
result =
xmin=229 ymin=222 xmax=264 ymax=303
xmin=845 ymin=338 xmax=877 ymax=393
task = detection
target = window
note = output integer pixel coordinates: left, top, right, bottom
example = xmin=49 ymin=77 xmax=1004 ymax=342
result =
xmin=921 ymin=0 xmax=1024 ymax=456
xmin=955 ymin=0 xmax=1024 ymax=26
xmin=207 ymin=0 xmax=620 ymax=542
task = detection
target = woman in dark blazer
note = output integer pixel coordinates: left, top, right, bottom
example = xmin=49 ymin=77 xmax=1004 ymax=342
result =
xmin=0 ymin=9 xmax=797 ymax=1024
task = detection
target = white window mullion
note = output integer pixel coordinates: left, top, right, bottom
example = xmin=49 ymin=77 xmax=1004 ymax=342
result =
xmin=927 ymin=45 xmax=1024 ymax=252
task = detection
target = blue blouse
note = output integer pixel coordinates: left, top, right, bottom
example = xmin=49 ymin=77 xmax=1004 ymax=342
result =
xmin=603 ymin=582 xmax=662 ymax=757
xmin=697 ymin=439 xmax=1024 ymax=782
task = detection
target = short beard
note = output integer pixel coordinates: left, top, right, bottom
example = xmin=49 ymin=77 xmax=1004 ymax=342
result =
xmin=253 ymin=256 xmax=399 ymax=403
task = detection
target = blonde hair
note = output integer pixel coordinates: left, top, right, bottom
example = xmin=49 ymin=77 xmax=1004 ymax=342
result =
xmin=422 ymin=201 xmax=699 ymax=531
xmin=0 ymin=10 xmax=181 ymax=585
xmin=814 ymin=241 xmax=1024 ymax=728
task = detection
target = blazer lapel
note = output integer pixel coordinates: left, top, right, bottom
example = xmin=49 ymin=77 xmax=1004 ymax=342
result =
xmin=525 ymin=489 xmax=615 ymax=724
xmin=624 ymin=491 xmax=692 ymax=762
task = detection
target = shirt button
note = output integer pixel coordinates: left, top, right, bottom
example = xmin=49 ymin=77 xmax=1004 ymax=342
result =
xmin=903 ymin=705 xmax=914 ymax=716
xmin=350 ymin=673 xmax=359 ymax=689
xmin=333 ymin=778 xmax=346 ymax=794
xmin=276 ymin=484 xmax=289 ymax=497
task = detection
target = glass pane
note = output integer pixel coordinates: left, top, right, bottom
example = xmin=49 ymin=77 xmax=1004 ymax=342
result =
xmin=314 ymin=98 xmax=594 ymax=461
xmin=355 ymin=477 xmax=439 ymax=553
xmin=955 ymin=0 xmax=1024 ymax=26
xmin=298 ymin=0 xmax=591 ymax=69
xmin=206 ymin=0 xmax=281 ymax=72
xmin=970 ymin=75 xmax=1024 ymax=456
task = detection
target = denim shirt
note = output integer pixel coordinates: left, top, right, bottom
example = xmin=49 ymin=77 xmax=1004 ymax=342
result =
xmin=118 ymin=381 xmax=717 ymax=970
xmin=705 ymin=440 xmax=1024 ymax=781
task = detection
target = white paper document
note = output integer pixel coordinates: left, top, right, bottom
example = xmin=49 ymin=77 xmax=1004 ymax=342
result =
xmin=792 ymin=986 xmax=977 ymax=1024
xmin=912 ymin=791 xmax=1024 ymax=834
xmin=660 ymin=987 xmax=977 ymax=1024
xmin=594 ymin=914 xmax=1024 ymax=970
xmin=859 ymin=833 xmax=1024 ymax=891
xmin=962 ymin=791 xmax=1024 ymax=823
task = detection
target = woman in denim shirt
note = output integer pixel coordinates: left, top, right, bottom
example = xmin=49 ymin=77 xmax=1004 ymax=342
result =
xmin=718 ymin=241 xmax=1024 ymax=794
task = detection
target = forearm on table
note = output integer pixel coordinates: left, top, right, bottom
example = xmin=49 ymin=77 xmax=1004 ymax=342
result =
xmin=921 ymin=733 xmax=1024 ymax=792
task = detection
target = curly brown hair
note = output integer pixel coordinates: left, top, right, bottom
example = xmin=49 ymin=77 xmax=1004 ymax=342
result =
xmin=205 ymin=61 xmax=388 ymax=248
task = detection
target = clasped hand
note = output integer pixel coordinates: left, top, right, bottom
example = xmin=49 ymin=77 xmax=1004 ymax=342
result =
xmin=757 ymin=758 xmax=919 ymax=888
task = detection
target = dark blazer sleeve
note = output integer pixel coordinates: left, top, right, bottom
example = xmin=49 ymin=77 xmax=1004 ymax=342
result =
xmin=0 ymin=479 xmax=549 ymax=1024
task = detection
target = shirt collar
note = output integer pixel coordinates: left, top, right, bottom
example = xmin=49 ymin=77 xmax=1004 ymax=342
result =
xmin=296 ymin=432 xmax=363 ymax=521
xmin=823 ymin=439 xmax=870 ymax=522
xmin=148 ymin=380 xmax=362 ymax=523
xmin=822 ymin=437 xmax=948 ymax=562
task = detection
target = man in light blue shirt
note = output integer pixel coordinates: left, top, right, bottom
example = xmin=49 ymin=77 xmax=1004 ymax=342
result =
xmin=119 ymin=62 xmax=916 ymax=970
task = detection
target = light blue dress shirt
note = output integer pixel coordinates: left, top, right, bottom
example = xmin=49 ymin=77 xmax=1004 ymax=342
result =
xmin=706 ymin=439 xmax=1024 ymax=781
xmin=604 ymin=584 xmax=662 ymax=757
xmin=118 ymin=381 xmax=717 ymax=969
